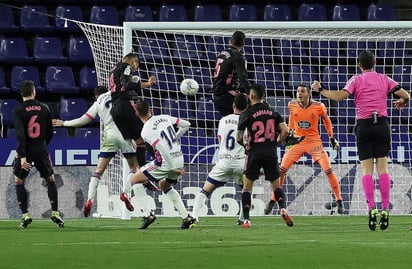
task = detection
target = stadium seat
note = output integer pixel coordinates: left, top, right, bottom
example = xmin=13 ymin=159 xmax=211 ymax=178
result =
xmin=206 ymin=36 xmax=231 ymax=61
xmin=79 ymin=66 xmax=98 ymax=92
xmin=310 ymin=40 xmax=340 ymax=60
xmin=243 ymin=38 xmax=272 ymax=62
xmin=149 ymin=66 xmax=179 ymax=95
xmin=197 ymin=97 xmax=222 ymax=123
xmin=265 ymin=96 xmax=291 ymax=121
xmin=367 ymin=4 xmax=396 ymax=21
xmin=59 ymin=98 xmax=88 ymax=121
xmin=0 ymin=6 xmax=19 ymax=32
xmin=53 ymin=128 xmax=70 ymax=139
xmin=0 ymin=37 xmax=32 ymax=64
xmin=392 ymin=65 xmax=411 ymax=91
xmin=0 ymin=99 xmax=19 ymax=127
xmin=229 ymin=4 xmax=257 ymax=21
xmin=20 ymin=5 xmax=53 ymax=32
xmin=263 ymin=4 xmax=291 ymax=21
xmin=346 ymin=41 xmax=375 ymax=58
xmin=194 ymin=5 xmax=222 ymax=21
xmin=137 ymin=37 xmax=171 ymax=63
xmin=7 ymin=128 xmax=16 ymax=139
xmin=0 ymin=68 xmax=10 ymax=95
xmin=161 ymin=98 xmax=194 ymax=120
xmin=125 ymin=5 xmax=153 ymax=21
xmin=45 ymin=66 xmax=79 ymax=94
xmin=254 ymin=65 xmax=285 ymax=96
xmin=75 ymin=127 xmax=100 ymax=139
xmin=90 ymin=6 xmax=119 ymax=26
xmin=377 ymin=41 xmax=408 ymax=58
xmin=158 ymin=5 xmax=187 ymax=21
xmin=298 ymin=4 xmax=327 ymax=21
xmin=55 ymin=6 xmax=83 ymax=32
xmin=321 ymin=66 xmax=350 ymax=90
xmin=171 ymin=35 xmax=207 ymax=61
xmin=332 ymin=5 xmax=360 ymax=21
xmin=337 ymin=99 xmax=356 ymax=125
xmin=33 ymin=36 xmax=67 ymax=64
xmin=11 ymin=66 xmax=45 ymax=94
xmin=274 ymin=39 xmax=308 ymax=63
xmin=287 ymin=65 xmax=317 ymax=90
xmin=68 ymin=37 xmax=94 ymax=63
xmin=183 ymin=66 xmax=212 ymax=94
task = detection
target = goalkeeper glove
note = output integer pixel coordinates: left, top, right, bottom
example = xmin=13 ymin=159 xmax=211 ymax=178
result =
xmin=153 ymin=150 xmax=162 ymax=167
xmin=283 ymin=132 xmax=305 ymax=146
xmin=330 ymin=137 xmax=340 ymax=151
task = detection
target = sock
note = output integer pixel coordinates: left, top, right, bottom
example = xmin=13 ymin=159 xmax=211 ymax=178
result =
xmin=192 ymin=190 xmax=209 ymax=219
xmin=136 ymin=146 xmax=147 ymax=167
xmin=241 ymin=190 xmax=251 ymax=220
xmin=133 ymin=184 xmax=151 ymax=217
xmin=325 ymin=169 xmax=342 ymax=201
xmin=379 ymin=173 xmax=390 ymax=210
xmin=165 ymin=188 xmax=189 ymax=218
xmin=362 ymin=174 xmax=375 ymax=211
xmin=87 ymin=173 xmax=100 ymax=201
xmin=122 ymin=171 xmax=136 ymax=194
xmin=47 ymin=181 xmax=58 ymax=211
xmin=272 ymin=167 xmax=287 ymax=201
xmin=274 ymin=187 xmax=286 ymax=209
xmin=15 ymin=184 xmax=28 ymax=214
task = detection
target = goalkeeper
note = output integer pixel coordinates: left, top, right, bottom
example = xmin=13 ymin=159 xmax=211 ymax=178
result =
xmin=264 ymin=84 xmax=344 ymax=215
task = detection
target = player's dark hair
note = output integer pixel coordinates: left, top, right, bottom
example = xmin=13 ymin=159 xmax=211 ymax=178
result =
xmin=136 ymin=100 xmax=150 ymax=117
xmin=250 ymin=84 xmax=265 ymax=100
xmin=234 ymin=94 xmax=248 ymax=111
xmin=358 ymin=50 xmax=375 ymax=70
xmin=19 ymin=80 xmax=35 ymax=97
xmin=94 ymin=85 xmax=108 ymax=96
xmin=231 ymin=31 xmax=246 ymax=47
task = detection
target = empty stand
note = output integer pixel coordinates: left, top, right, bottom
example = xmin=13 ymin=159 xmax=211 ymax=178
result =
xmin=79 ymin=66 xmax=98 ymax=92
xmin=158 ymin=5 xmax=187 ymax=21
xmin=264 ymin=4 xmax=291 ymax=21
xmin=0 ymin=37 xmax=32 ymax=64
xmin=90 ymin=6 xmax=119 ymax=26
xmin=321 ymin=66 xmax=350 ymax=90
xmin=298 ymin=4 xmax=327 ymax=21
xmin=254 ymin=65 xmax=285 ymax=96
xmin=197 ymin=96 xmax=221 ymax=123
xmin=55 ymin=6 xmax=83 ymax=32
xmin=45 ymin=66 xmax=79 ymax=94
xmin=171 ymin=35 xmax=207 ymax=61
xmin=59 ymin=98 xmax=88 ymax=121
xmin=149 ymin=66 xmax=179 ymax=95
xmin=274 ymin=39 xmax=308 ymax=63
xmin=367 ymin=4 xmax=396 ymax=21
xmin=125 ymin=5 xmax=153 ymax=21
xmin=206 ymin=36 xmax=230 ymax=60
xmin=377 ymin=41 xmax=408 ymax=58
xmin=287 ymin=65 xmax=317 ymax=90
xmin=392 ymin=65 xmax=411 ymax=91
xmin=75 ymin=127 xmax=100 ymax=139
xmin=310 ymin=40 xmax=340 ymax=60
xmin=137 ymin=37 xmax=170 ymax=63
xmin=20 ymin=5 xmax=53 ymax=32
xmin=183 ymin=66 xmax=212 ymax=94
xmin=33 ymin=36 xmax=67 ymax=64
xmin=243 ymin=38 xmax=272 ymax=62
xmin=229 ymin=4 xmax=257 ymax=21
xmin=53 ymin=128 xmax=70 ymax=139
xmin=265 ymin=96 xmax=291 ymax=121
xmin=161 ymin=98 xmax=194 ymax=119
xmin=11 ymin=66 xmax=45 ymax=94
xmin=0 ymin=99 xmax=19 ymax=127
xmin=332 ymin=5 xmax=360 ymax=21
xmin=68 ymin=37 xmax=94 ymax=63
xmin=194 ymin=5 xmax=222 ymax=21
xmin=0 ymin=68 xmax=10 ymax=95
xmin=0 ymin=6 xmax=19 ymax=32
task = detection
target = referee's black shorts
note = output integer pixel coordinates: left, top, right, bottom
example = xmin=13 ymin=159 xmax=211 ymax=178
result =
xmin=111 ymin=99 xmax=143 ymax=140
xmin=355 ymin=117 xmax=390 ymax=161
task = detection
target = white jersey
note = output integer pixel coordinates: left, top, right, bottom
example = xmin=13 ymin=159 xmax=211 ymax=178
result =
xmin=141 ymin=114 xmax=189 ymax=170
xmin=85 ymin=92 xmax=116 ymax=130
xmin=217 ymin=114 xmax=245 ymax=163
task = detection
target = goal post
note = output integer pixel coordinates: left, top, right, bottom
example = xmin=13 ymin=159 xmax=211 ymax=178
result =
xmin=76 ymin=20 xmax=412 ymax=218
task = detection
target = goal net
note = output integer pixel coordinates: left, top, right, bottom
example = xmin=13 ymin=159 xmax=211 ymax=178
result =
xmin=76 ymin=21 xmax=412 ymax=217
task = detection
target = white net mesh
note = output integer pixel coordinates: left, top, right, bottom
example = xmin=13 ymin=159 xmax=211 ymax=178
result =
xmin=77 ymin=21 xmax=412 ymax=217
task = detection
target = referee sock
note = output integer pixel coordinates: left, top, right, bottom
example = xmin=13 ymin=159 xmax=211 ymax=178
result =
xmin=47 ymin=181 xmax=58 ymax=211
xmin=15 ymin=184 xmax=28 ymax=214
xmin=192 ymin=190 xmax=209 ymax=219
xmin=241 ymin=190 xmax=252 ymax=221
xmin=362 ymin=174 xmax=375 ymax=211
xmin=379 ymin=173 xmax=390 ymax=210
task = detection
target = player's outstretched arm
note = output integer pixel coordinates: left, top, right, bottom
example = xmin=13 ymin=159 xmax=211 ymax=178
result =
xmin=311 ymin=80 xmax=349 ymax=102
xmin=393 ymin=87 xmax=410 ymax=110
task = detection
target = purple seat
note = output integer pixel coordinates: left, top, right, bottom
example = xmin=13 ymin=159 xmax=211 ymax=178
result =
xmin=20 ymin=5 xmax=53 ymax=32
xmin=254 ymin=65 xmax=284 ymax=95
xmin=11 ymin=66 xmax=45 ymax=94
xmin=125 ymin=5 xmax=153 ymax=22
xmin=0 ymin=68 xmax=10 ymax=95
xmin=321 ymin=66 xmax=350 ymax=90
xmin=68 ymin=37 xmax=93 ymax=63
xmin=79 ymin=66 xmax=98 ymax=92
xmin=137 ymin=37 xmax=170 ymax=63
xmin=298 ymin=4 xmax=327 ymax=21
xmin=33 ymin=37 xmax=67 ymax=64
xmin=90 ymin=6 xmax=119 ymax=26
xmin=59 ymin=98 xmax=88 ymax=121
xmin=171 ymin=35 xmax=206 ymax=61
xmin=159 ymin=5 xmax=187 ymax=21
xmin=55 ymin=6 xmax=83 ymax=32
xmin=45 ymin=66 xmax=79 ymax=94
xmin=183 ymin=67 xmax=212 ymax=94
xmin=0 ymin=99 xmax=19 ymax=127
xmin=264 ymin=4 xmax=291 ymax=21
xmin=0 ymin=6 xmax=19 ymax=32
xmin=194 ymin=5 xmax=222 ymax=21
xmin=287 ymin=65 xmax=317 ymax=89
xmin=0 ymin=37 xmax=32 ymax=64
xmin=161 ymin=98 xmax=194 ymax=119
xmin=332 ymin=5 xmax=360 ymax=21
xmin=229 ymin=4 xmax=257 ymax=21
xmin=368 ymin=4 xmax=396 ymax=21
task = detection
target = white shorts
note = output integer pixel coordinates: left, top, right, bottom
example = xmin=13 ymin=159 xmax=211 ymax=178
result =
xmin=142 ymin=158 xmax=184 ymax=181
xmin=101 ymin=128 xmax=135 ymax=154
xmin=208 ymin=159 xmax=244 ymax=186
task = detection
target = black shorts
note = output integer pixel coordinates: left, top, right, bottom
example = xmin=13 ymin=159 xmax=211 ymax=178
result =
xmin=244 ymin=152 xmax=280 ymax=181
xmin=213 ymin=93 xmax=235 ymax=117
xmin=355 ymin=117 xmax=391 ymax=161
xmin=13 ymin=156 xmax=54 ymax=180
xmin=111 ymin=99 xmax=143 ymax=140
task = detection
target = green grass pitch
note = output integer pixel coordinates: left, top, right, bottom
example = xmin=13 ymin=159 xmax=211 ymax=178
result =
xmin=1 ymin=216 xmax=411 ymax=269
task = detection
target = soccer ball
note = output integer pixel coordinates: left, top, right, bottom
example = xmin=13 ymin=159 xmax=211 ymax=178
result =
xmin=180 ymin=79 xmax=199 ymax=96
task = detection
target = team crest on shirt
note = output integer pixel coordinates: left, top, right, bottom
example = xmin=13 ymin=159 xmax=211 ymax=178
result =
xmin=298 ymin=120 xmax=311 ymax=129
xmin=124 ymin=66 xmax=131 ymax=76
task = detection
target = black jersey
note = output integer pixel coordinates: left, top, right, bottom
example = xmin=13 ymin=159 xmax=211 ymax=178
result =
xmin=238 ymin=102 xmax=284 ymax=155
xmin=212 ymin=46 xmax=250 ymax=97
xmin=13 ymin=99 xmax=53 ymax=159
xmin=109 ymin=62 xmax=141 ymax=104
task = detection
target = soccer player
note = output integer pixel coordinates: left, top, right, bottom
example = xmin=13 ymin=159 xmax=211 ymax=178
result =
xmin=192 ymin=94 xmax=249 ymax=224
xmin=13 ymin=80 xmax=64 ymax=228
xmin=127 ymin=100 xmax=196 ymax=229
xmin=109 ymin=52 xmax=156 ymax=167
xmin=264 ymin=84 xmax=343 ymax=215
xmin=237 ymin=84 xmax=303 ymax=228
xmin=213 ymin=30 xmax=251 ymax=116
xmin=52 ymin=86 xmax=154 ymax=224
xmin=311 ymin=50 xmax=410 ymax=231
